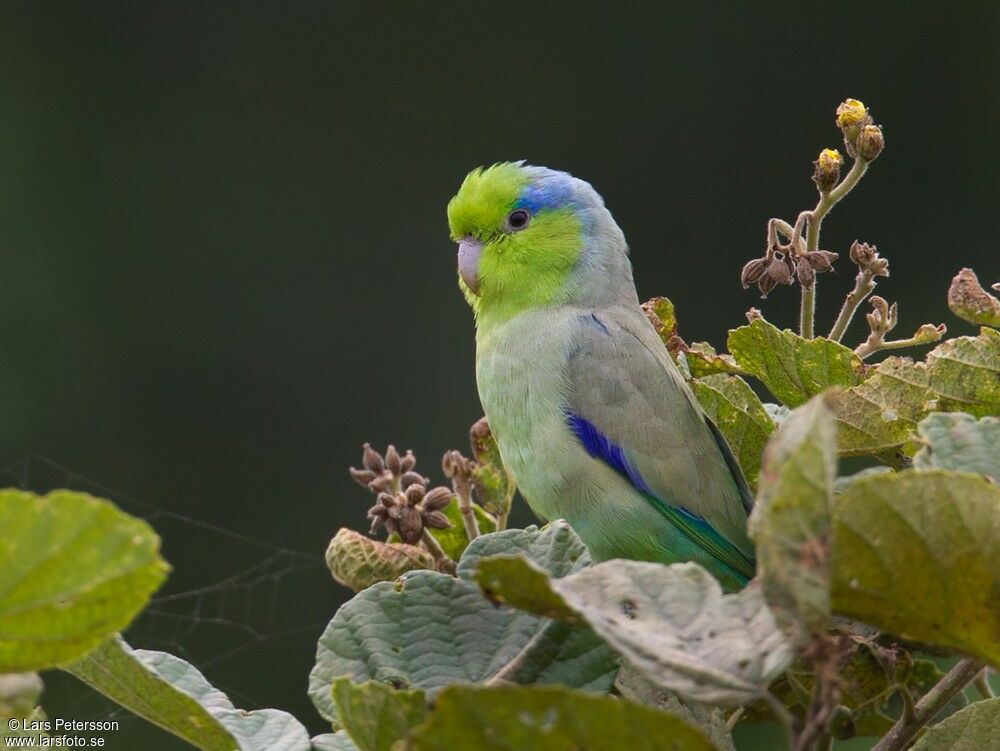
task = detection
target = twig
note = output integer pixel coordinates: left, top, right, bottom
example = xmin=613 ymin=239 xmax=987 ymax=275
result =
xmin=455 ymin=486 xmax=481 ymax=541
xmin=725 ymin=706 xmax=746 ymax=732
xmin=872 ymin=658 xmax=984 ymax=751
xmin=420 ymin=529 xmax=455 ymax=574
xmin=829 ymin=267 xmax=877 ymax=342
xmin=494 ymin=508 xmax=509 ymax=532
xmin=800 ymin=158 xmax=870 ymax=339
xmin=974 ymin=668 xmax=995 ymax=700
xmin=855 ymin=329 xmax=944 ymax=360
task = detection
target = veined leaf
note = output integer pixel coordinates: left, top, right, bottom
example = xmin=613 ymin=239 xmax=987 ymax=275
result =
xmin=911 ymin=697 xmax=1000 ymax=750
xmin=914 ymin=412 xmax=1000 ymax=480
xmin=325 ymin=529 xmax=434 ymax=592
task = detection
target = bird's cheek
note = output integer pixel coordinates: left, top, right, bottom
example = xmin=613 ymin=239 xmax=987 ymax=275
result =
xmin=458 ymin=237 xmax=483 ymax=294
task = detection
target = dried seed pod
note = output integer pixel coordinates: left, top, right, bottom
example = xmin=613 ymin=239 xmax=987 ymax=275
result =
xmin=400 ymin=450 xmax=417 ymax=473
xmin=399 ymin=471 xmax=426 ymax=490
xmin=423 ymin=510 xmax=451 ymax=530
xmin=422 ymin=486 xmax=453 ymax=512
xmin=740 ymin=257 xmax=768 ymax=288
xmin=856 ymin=124 xmax=885 ymax=161
xmin=796 ymin=256 xmax=816 ymax=288
xmin=404 ymin=484 xmax=425 ymax=506
xmin=805 ymin=250 xmax=838 ymax=272
xmin=398 ymin=506 xmax=424 ymax=544
xmin=766 ymin=252 xmax=793 ymax=286
xmin=349 ymin=467 xmax=377 ymax=488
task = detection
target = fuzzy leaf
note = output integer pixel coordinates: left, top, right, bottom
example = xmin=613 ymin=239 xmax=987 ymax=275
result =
xmin=405 ymin=684 xmax=714 ymax=751
xmin=66 ymin=636 xmax=310 ymax=750
xmin=331 ymin=678 xmax=427 ymax=751
xmin=749 ymin=395 xmax=837 ymax=642
xmin=727 ymin=319 xmax=861 ymax=407
xmin=684 ymin=342 xmax=745 ymax=378
xmin=914 ymin=413 xmax=1000 ymax=480
xmin=911 ymin=697 xmax=1000 ymax=750
xmin=948 ymin=267 xmax=1000 ymax=328
xmin=469 ymin=418 xmax=516 ymax=517
xmin=642 ymin=296 xmax=678 ymax=344
xmin=831 ymin=356 xmax=930 ymax=457
xmin=0 ymin=490 xmax=169 ymax=672
xmin=693 ymin=374 xmax=774 ymax=489
xmin=831 ymin=471 xmax=1000 ymax=667
xmin=309 ymin=523 xmax=617 ymax=723
xmin=474 ymin=557 xmax=792 ymax=705
xmin=925 ymin=328 xmax=1000 ymax=416
xmin=325 ymin=529 xmax=435 ymax=592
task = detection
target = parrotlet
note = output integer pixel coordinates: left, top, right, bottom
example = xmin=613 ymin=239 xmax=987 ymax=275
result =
xmin=447 ymin=163 xmax=755 ymax=590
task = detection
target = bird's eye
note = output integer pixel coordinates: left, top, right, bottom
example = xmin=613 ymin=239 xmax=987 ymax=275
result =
xmin=506 ymin=209 xmax=530 ymax=231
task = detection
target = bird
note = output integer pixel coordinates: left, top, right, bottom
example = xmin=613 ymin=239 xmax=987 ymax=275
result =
xmin=446 ymin=162 xmax=755 ymax=591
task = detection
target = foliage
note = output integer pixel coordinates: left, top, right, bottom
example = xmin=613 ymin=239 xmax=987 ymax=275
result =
xmin=5 ymin=98 xmax=1000 ymax=751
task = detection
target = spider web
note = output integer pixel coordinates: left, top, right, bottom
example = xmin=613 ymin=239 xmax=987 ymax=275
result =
xmin=0 ymin=442 xmax=329 ymax=730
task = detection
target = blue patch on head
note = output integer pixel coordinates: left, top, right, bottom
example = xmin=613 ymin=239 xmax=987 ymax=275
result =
xmin=515 ymin=174 xmax=577 ymax=214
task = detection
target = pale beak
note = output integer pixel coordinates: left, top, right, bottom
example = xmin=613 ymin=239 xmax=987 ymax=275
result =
xmin=458 ymin=237 xmax=482 ymax=294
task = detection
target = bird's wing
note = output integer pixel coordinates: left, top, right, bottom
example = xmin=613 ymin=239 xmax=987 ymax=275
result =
xmin=564 ymin=307 xmax=755 ymax=575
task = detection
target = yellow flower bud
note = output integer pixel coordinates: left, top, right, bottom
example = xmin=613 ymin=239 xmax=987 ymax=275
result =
xmin=813 ymin=148 xmax=842 ymax=192
xmin=836 ymin=99 xmax=868 ymax=129
xmin=856 ymin=124 xmax=885 ymax=161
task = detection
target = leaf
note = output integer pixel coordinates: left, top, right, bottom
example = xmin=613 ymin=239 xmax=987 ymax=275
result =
xmin=65 ymin=636 xmax=311 ymax=750
xmin=0 ymin=707 xmax=48 ymax=741
xmin=727 ymin=319 xmax=862 ymax=407
xmin=455 ymin=521 xmax=591 ymax=581
xmin=914 ymin=412 xmax=1000 ymax=480
xmin=831 ymin=470 xmax=1000 ymax=667
xmin=948 ymin=267 xmax=1000 ymax=328
xmin=911 ymin=697 xmax=1000 ymax=750
xmin=749 ymin=395 xmax=837 ymax=642
xmin=474 ymin=556 xmax=792 ymax=705
xmin=692 ymin=374 xmax=774 ymax=489
xmin=684 ymin=342 xmax=745 ymax=378
xmin=925 ymin=328 xmax=1000 ymax=417
xmin=325 ymin=529 xmax=435 ymax=592
xmin=831 ymin=356 xmax=930 ymax=457
xmin=0 ymin=490 xmax=169 ymax=672
xmin=642 ymin=296 xmax=679 ymax=345
xmin=404 ymin=684 xmax=715 ymax=751
xmin=331 ymin=678 xmax=427 ymax=751
xmin=309 ymin=523 xmax=617 ymax=723
xmin=311 ymin=733 xmax=359 ymax=751
xmin=426 ymin=499 xmax=495 ymax=560
xmin=614 ymin=664 xmax=735 ymax=751
xmin=469 ymin=417 xmax=516 ymax=517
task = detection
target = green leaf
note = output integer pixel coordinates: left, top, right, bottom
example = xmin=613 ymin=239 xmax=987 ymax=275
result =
xmin=311 ymin=732 xmax=359 ymax=751
xmin=911 ymin=697 xmax=1000 ymax=750
xmin=469 ymin=417 xmax=516 ymax=518
xmin=727 ymin=319 xmax=861 ymax=407
xmin=831 ymin=356 xmax=930 ymax=457
xmin=0 ymin=490 xmax=169 ymax=672
xmin=926 ymin=328 xmax=1000 ymax=417
xmin=455 ymin=521 xmax=591 ymax=581
xmin=474 ymin=556 xmax=792 ymax=705
xmin=65 ymin=636 xmax=311 ymax=750
xmin=405 ymin=684 xmax=715 ymax=751
xmin=642 ymin=296 xmax=678 ymax=345
xmin=0 ymin=707 xmax=48 ymax=742
xmin=692 ymin=374 xmax=774 ymax=489
xmin=309 ymin=523 xmax=617 ymax=723
xmin=331 ymin=678 xmax=427 ymax=751
xmin=684 ymin=342 xmax=745 ymax=378
xmin=914 ymin=413 xmax=1000 ymax=479
xmin=426 ymin=499 xmax=495 ymax=560
xmin=831 ymin=471 xmax=1000 ymax=667
xmin=325 ymin=529 xmax=435 ymax=592
xmin=749 ymin=395 xmax=837 ymax=642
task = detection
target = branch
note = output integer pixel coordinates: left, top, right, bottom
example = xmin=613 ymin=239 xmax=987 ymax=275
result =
xmin=872 ymin=658 xmax=984 ymax=751
xmin=829 ymin=267 xmax=877 ymax=342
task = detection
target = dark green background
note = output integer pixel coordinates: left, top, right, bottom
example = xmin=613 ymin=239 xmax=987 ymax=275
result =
xmin=3 ymin=2 xmax=998 ymax=748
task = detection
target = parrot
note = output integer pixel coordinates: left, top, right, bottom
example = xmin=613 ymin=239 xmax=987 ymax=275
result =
xmin=446 ymin=162 xmax=756 ymax=590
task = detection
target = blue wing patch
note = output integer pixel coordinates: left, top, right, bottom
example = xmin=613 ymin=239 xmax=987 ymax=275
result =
xmin=566 ymin=412 xmax=655 ymax=497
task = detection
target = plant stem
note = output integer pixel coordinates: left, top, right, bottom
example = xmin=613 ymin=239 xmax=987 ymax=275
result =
xmin=725 ymin=707 xmax=745 ymax=732
xmin=872 ymin=658 xmax=984 ymax=751
xmin=494 ymin=508 xmax=509 ymax=532
xmin=420 ymin=529 xmax=455 ymax=574
xmin=829 ymin=268 xmax=876 ymax=342
xmin=974 ymin=668 xmax=995 ymax=700
xmin=855 ymin=333 xmax=938 ymax=360
xmin=455 ymin=487 xmax=480 ymax=541
xmin=799 ymin=158 xmax=870 ymax=339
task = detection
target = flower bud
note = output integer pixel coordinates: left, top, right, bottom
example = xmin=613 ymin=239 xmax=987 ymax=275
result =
xmin=399 ymin=471 xmax=426 ymax=490
xmin=836 ymin=98 xmax=871 ymax=148
xmin=422 ymin=486 xmax=453 ymax=512
xmin=349 ymin=467 xmax=376 ymax=488
xmin=385 ymin=445 xmax=402 ymax=476
xmin=400 ymin=450 xmax=417 ymax=473
xmin=397 ymin=506 xmax=424 ymax=544
xmin=795 ymin=256 xmax=816 ymax=288
xmin=856 ymin=124 xmax=884 ymax=161
xmin=849 ymin=241 xmax=889 ymax=277
xmin=362 ymin=443 xmax=385 ymax=473
xmin=404 ymin=483 xmax=425 ymax=506
xmin=812 ymin=148 xmax=842 ymax=192
xmin=766 ymin=253 xmax=793 ymax=286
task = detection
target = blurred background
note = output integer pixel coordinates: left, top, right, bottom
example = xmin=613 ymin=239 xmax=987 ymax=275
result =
xmin=2 ymin=2 xmax=998 ymax=748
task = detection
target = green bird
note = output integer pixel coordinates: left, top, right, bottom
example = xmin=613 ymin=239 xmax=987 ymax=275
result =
xmin=447 ymin=162 xmax=755 ymax=590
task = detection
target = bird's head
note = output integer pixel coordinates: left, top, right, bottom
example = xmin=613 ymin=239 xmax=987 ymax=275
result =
xmin=447 ymin=162 xmax=634 ymax=323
